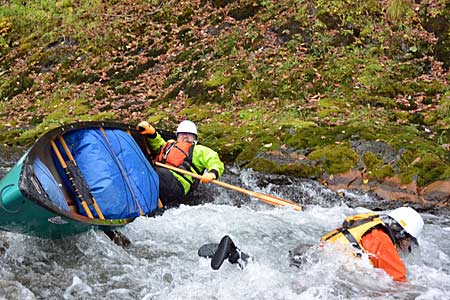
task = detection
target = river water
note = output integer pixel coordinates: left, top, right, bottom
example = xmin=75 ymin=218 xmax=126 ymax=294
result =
xmin=0 ymin=146 xmax=449 ymax=300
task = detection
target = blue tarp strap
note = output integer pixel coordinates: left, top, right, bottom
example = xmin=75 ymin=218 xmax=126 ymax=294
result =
xmin=99 ymin=128 xmax=144 ymax=216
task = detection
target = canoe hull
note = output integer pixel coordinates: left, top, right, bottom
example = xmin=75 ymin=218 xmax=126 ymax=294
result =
xmin=0 ymin=121 xmax=159 ymax=239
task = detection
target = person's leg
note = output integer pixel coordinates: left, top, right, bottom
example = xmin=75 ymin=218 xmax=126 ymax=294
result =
xmin=155 ymin=167 xmax=185 ymax=206
xmin=210 ymin=235 xmax=249 ymax=270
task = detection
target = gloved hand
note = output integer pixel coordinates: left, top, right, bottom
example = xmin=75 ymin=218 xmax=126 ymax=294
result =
xmin=137 ymin=121 xmax=156 ymax=135
xmin=201 ymin=172 xmax=216 ymax=183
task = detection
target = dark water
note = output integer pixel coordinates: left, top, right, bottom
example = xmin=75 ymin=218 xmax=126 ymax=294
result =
xmin=0 ymin=147 xmax=450 ymax=299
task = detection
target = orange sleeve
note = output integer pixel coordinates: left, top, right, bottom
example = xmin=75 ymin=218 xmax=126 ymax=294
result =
xmin=360 ymin=228 xmax=407 ymax=282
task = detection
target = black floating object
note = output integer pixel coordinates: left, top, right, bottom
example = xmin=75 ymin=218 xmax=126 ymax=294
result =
xmin=198 ymin=243 xmax=219 ymax=258
xmin=211 ymin=235 xmax=237 ymax=270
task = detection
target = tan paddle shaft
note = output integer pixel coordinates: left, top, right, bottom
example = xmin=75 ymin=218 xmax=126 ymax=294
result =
xmin=154 ymin=162 xmax=302 ymax=211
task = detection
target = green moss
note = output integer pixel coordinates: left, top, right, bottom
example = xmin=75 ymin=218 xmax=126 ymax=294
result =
xmin=308 ymin=144 xmax=359 ymax=174
xmin=235 ymin=143 xmax=260 ymax=163
xmin=205 ymin=71 xmax=231 ymax=88
xmin=398 ymin=150 xmax=450 ymax=185
xmin=0 ymin=73 xmax=34 ymax=100
xmin=66 ymin=70 xmax=100 ymax=84
xmin=278 ymin=120 xmax=318 ymax=130
xmin=363 ymin=151 xmax=395 ymax=181
xmin=317 ymin=97 xmax=348 ymax=118
xmin=276 ymin=163 xmax=319 ymax=178
xmin=437 ymin=92 xmax=450 ymax=120
xmin=363 ymin=151 xmax=383 ymax=170
xmin=179 ymin=106 xmax=215 ymax=122
xmin=284 ymin=127 xmax=325 ymax=149
xmin=414 ymin=153 xmax=449 ymax=185
xmin=246 ymin=158 xmax=277 ymax=173
xmin=146 ymin=114 xmax=169 ymax=125
xmin=375 ymin=165 xmax=395 ymax=179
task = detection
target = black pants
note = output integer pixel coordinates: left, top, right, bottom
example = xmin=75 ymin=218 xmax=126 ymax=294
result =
xmin=155 ymin=167 xmax=186 ymax=206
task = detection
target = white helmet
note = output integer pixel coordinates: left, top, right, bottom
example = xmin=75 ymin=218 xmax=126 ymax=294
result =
xmin=388 ymin=207 xmax=424 ymax=239
xmin=176 ymin=120 xmax=197 ymax=136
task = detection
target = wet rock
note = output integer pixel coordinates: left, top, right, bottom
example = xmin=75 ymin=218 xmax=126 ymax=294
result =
xmin=321 ymin=170 xmax=363 ymax=191
xmin=322 ymin=169 xmax=450 ymax=207
xmin=351 ymin=140 xmax=397 ymax=166
xmin=421 ymin=181 xmax=450 ymax=205
xmin=0 ymin=236 xmax=9 ymax=256
xmin=372 ymin=177 xmax=420 ymax=203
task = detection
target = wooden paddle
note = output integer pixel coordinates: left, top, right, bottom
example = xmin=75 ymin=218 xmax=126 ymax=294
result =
xmin=50 ymin=137 xmax=105 ymax=220
xmin=154 ymin=162 xmax=302 ymax=211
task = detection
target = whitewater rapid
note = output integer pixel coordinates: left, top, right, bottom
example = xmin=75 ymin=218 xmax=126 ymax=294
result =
xmin=0 ymin=162 xmax=449 ymax=299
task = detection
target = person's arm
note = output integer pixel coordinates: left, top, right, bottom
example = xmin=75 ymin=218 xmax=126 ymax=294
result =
xmin=137 ymin=121 xmax=167 ymax=152
xmin=192 ymin=145 xmax=224 ymax=181
xmin=146 ymin=132 xmax=168 ymax=153
xmin=361 ymin=228 xmax=407 ymax=282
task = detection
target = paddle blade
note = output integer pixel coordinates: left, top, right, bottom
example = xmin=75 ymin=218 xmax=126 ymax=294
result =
xmin=252 ymin=192 xmax=302 ymax=211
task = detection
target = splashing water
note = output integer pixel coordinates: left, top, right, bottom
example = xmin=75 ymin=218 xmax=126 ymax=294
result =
xmin=0 ymin=155 xmax=449 ymax=299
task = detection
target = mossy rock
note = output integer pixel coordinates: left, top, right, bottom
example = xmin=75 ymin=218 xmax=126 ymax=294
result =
xmin=362 ymin=151 xmax=395 ymax=180
xmin=283 ymin=126 xmax=329 ymax=149
xmin=246 ymin=157 xmax=277 ymax=173
xmin=308 ymin=143 xmax=359 ymax=175
xmin=414 ymin=153 xmax=449 ymax=185
xmin=275 ymin=162 xmax=320 ymax=178
xmin=215 ymin=141 xmax=246 ymax=163
xmin=235 ymin=142 xmax=260 ymax=164
xmin=362 ymin=151 xmax=383 ymax=170
xmin=278 ymin=120 xmax=318 ymax=131
xmin=234 ymin=134 xmax=280 ymax=164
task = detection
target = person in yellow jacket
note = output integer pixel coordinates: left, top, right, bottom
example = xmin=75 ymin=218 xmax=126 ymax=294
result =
xmin=292 ymin=207 xmax=424 ymax=282
xmin=199 ymin=207 xmax=424 ymax=281
xmin=138 ymin=120 xmax=224 ymax=206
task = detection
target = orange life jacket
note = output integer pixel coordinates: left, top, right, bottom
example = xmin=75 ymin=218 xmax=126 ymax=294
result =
xmin=157 ymin=141 xmax=194 ymax=168
xmin=321 ymin=213 xmax=396 ymax=253
xmin=156 ymin=141 xmax=200 ymax=192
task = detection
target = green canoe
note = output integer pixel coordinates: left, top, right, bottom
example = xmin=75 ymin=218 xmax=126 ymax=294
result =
xmin=0 ymin=121 xmax=162 ymax=239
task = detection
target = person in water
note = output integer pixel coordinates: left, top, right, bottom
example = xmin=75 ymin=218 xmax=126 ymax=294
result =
xmin=138 ymin=120 xmax=224 ymax=207
xmin=202 ymin=207 xmax=424 ymax=282
xmin=198 ymin=235 xmax=250 ymax=270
